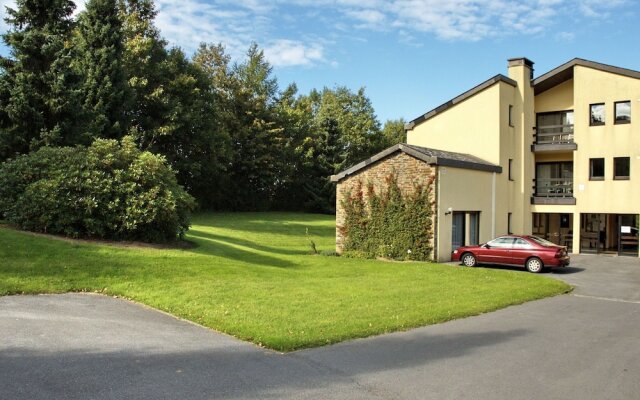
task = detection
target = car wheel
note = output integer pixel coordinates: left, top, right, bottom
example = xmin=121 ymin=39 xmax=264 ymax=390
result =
xmin=526 ymin=257 xmax=543 ymax=273
xmin=461 ymin=253 xmax=477 ymax=267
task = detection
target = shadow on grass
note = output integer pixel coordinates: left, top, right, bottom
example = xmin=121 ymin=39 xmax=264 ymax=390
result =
xmin=188 ymin=229 xmax=310 ymax=256
xmin=186 ymin=231 xmax=298 ymax=269
xmin=193 ymin=213 xmax=336 ymax=238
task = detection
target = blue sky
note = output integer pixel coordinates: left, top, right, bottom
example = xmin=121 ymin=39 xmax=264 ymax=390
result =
xmin=1 ymin=0 xmax=639 ymax=122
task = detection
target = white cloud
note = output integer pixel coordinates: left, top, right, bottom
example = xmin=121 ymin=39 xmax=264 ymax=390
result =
xmin=263 ymin=39 xmax=325 ymax=67
xmin=0 ymin=0 xmax=630 ymax=68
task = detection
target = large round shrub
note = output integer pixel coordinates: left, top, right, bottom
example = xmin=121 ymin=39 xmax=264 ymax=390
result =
xmin=0 ymin=137 xmax=196 ymax=242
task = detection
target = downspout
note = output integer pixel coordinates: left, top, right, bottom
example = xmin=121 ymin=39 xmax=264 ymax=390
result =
xmin=434 ymin=166 xmax=440 ymax=262
xmin=491 ymin=172 xmax=496 ymax=238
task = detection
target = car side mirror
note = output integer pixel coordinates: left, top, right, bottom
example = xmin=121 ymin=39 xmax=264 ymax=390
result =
xmin=482 ymin=243 xmax=490 ymax=249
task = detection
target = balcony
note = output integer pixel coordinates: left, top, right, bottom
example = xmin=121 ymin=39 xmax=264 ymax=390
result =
xmin=531 ymin=177 xmax=576 ymax=205
xmin=532 ymin=124 xmax=577 ymax=152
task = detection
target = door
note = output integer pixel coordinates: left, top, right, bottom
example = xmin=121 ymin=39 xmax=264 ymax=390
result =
xmin=511 ymin=238 xmax=534 ymax=265
xmin=451 ymin=212 xmax=465 ymax=253
xmin=618 ymin=214 xmax=639 ymax=256
xmin=482 ymin=237 xmax=515 ymax=264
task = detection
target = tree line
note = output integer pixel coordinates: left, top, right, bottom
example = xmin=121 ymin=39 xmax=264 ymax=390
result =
xmin=0 ymin=0 xmax=405 ymax=213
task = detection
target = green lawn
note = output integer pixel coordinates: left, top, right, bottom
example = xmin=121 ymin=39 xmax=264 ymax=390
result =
xmin=0 ymin=212 xmax=570 ymax=351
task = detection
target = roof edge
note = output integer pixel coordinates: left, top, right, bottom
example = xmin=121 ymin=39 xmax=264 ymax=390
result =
xmin=533 ymin=58 xmax=640 ymax=88
xmin=330 ymin=144 xmax=501 ymax=183
xmin=405 ymin=74 xmax=517 ymax=131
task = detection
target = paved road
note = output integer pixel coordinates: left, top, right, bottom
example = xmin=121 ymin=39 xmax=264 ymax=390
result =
xmin=1 ymin=255 xmax=639 ymax=399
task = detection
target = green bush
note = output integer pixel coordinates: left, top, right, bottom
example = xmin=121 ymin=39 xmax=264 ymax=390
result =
xmin=339 ymin=174 xmax=433 ymax=261
xmin=0 ymin=137 xmax=196 ymax=242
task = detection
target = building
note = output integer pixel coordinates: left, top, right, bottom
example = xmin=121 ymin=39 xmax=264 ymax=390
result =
xmin=332 ymin=58 xmax=640 ymax=261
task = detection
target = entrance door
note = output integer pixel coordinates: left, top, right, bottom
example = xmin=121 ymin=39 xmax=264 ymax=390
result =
xmin=451 ymin=212 xmax=465 ymax=253
xmin=580 ymin=213 xmax=605 ymax=254
xmin=618 ymin=214 xmax=639 ymax=256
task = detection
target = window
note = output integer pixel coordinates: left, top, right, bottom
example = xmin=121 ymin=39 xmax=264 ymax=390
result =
xmin=508 ymin=213 xmax=513 ymax=234
xmin=468 ymin=212 xmax=480 ymax=246
xmin=508 ymin=159 xmax=514 ymax=181
xmin=589 ymin=158 xmax=605 ymax=180
xmin=614 ymin=157 xmax=630 ymax=180
xmin=615 ymin=101 xmax=631 ymax=124
xmin=590 ymin=103 xmax=605 ymax=126
xmin=509 ymin=105 xmax=514 ymax=127
xmin=535 ymin=162 xmax=573 ymax=197
xmin=487 ymin=236 xmax=515 ymax=248
xmin=513 ymin=238 xmax=533 ymax=249
xmin=536 ymin=111 xmax=574 ymax=144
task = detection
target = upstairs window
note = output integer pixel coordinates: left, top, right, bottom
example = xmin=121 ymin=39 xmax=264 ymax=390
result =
xmin=615 ymin=101 xmax=631 ymax=124
xmin=509 ymin=159 xmax=514 ymax=181
xmin=590 ymin=103 xmax=605 ymax=126
xmin=509 ymin=105 xmax=514 ymax=127
xmin=614 ymin=157 xmax=630 ymax=180
xmin=589 ymin=158 xmax=605 ymax=180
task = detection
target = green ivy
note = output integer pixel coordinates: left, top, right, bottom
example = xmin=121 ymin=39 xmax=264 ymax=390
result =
xmin=339 ymin=174 xmax=433 ymax=261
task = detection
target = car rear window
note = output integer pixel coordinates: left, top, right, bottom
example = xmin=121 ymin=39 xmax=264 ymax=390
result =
xmin=527 ymin=236 xmax=557 ymax=247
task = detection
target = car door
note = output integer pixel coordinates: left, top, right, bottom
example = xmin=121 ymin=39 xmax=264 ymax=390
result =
xmin=511 ymin=238 xmax=535 ymax=265
xmin=482 ymin=237 xmax=515 ymax=264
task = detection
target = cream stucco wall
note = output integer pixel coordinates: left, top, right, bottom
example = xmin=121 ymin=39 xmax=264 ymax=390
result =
xmin=437 ymin=166 xmax=496 ymax=262
xmin=535 ymin=79 xmax=574 ymax=113
xmin=406 ymin=83 xmax=503 ymax=165
xmin=572 ymin=66 xmax=640 ymax=214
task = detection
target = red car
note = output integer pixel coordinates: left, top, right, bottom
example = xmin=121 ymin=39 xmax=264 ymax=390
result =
xmin=451 ymin=235 xmax=570 ymax=273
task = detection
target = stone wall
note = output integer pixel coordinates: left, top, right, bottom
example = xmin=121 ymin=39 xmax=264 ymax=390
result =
xmin=335 ymin=152 xmax=437 ymax=256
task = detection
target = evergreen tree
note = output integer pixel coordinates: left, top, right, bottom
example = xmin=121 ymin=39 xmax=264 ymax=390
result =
xmin=76 ymin=0 xmax=129 ymax=139
xmin=117 ymin=0 xmax=167 ymax=144
xmin=0 ymin=0 xmax=83 ymax=161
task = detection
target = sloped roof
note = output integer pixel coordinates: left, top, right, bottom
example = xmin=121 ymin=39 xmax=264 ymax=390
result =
xmin=533 ymin=58 xmax=640 ymax=95
xmin=330 ymin=143 xmax=501 ymax=182
xmin=405 ymin=74 xmax=517 ymax=130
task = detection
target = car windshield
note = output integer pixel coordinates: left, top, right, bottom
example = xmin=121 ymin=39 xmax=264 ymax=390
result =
xmin=527 ymin=236 xmax=557 ymax=247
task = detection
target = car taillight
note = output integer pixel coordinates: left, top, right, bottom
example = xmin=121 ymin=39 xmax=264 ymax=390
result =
xmin=555 ymin=249 xmax=565 ymax=258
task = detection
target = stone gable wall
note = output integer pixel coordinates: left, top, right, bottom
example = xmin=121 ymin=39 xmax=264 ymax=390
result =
xmin=335 ymin=152 xmax=437 ymax=257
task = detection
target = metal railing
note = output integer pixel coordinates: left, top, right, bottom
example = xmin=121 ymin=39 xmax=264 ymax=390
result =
xmin=534 ymin=124 xmax=574 ymax=145
xmin=534 ymin=177 xmax=573 ymax=198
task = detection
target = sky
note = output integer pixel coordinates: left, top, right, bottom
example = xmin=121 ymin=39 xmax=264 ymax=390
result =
xmin=1 ymin=0 xmax=639 ymax=123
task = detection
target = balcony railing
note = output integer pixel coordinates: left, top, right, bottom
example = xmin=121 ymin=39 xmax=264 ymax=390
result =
xmin=534 ymin=124 xmax=574 ymax=145
xmin=534 ymin=178 xmax=573 ymax=198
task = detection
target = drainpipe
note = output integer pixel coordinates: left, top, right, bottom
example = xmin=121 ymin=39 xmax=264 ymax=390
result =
xmin=491 ymin=172 xmax=496 ymax=238
xmin=435 ymin=166 xmax=440 ymax=262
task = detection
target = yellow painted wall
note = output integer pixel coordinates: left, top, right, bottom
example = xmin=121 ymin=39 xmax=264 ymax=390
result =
xmin=437 ymin=167 xmax=496 ymax=262
xmin=572 ymin=66 xmax=640 ymax=214
xmin=535 ymin=79 xmax=574 ymax=112
xmin=406 ymin=83 xmax=503 ymax=165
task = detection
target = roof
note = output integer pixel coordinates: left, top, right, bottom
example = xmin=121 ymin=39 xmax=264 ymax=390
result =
xmin=405 ymin=74 xmax=517 ymax=131
xmin=533 ymin=58 xmax=640 ymax=95
xmin=330 ymin=143 xmax=502 ymax=183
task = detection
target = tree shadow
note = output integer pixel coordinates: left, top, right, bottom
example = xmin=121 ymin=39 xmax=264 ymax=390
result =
xmin=183 ymin=231 xmax=298 ymax=269
xmin=187 ymin=229 xmax=310 ymax=256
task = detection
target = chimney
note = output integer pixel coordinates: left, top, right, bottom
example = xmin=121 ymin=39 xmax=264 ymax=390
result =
xmin=507 ymin=57 xmax=535 ymax=81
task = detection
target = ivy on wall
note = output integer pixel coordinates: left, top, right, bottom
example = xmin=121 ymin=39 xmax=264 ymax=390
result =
xmin=339 ymin=174 xmax=434 ymax=261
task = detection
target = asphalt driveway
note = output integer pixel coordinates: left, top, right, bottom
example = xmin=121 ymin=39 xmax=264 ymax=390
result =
xmin=1 ymin=254 xmax=639 ymax=399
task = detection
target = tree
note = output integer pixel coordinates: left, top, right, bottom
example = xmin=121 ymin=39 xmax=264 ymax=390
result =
xmin=0 ymin=0 xmax=83 ymax=161
xmin=117 ymin=0 xmax=167 ymax=144
xmin=76 ymin=0 xmax=129 ymax=139
xmin=381 ymin=118 xmax=407 ymax=147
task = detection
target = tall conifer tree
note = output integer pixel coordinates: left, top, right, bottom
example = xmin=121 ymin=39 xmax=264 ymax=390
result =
xmin=76 ymin=0 xmax=128 ymax=139
xmin=0 ymin=0 xmax=82 ymax=161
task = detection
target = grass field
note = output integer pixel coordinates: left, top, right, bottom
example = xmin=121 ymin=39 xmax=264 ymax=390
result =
xmin=0 ymin=212 xmax=571 ymax=351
